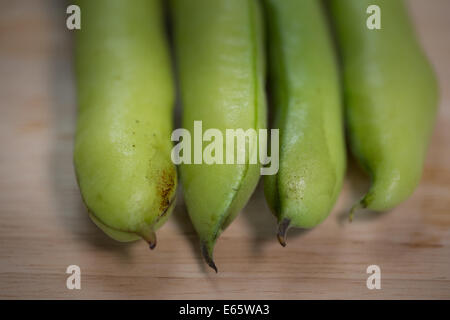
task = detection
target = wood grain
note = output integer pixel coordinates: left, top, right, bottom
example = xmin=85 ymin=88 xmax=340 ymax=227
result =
xmin=0 ymin=0 xmax=449 ymax=299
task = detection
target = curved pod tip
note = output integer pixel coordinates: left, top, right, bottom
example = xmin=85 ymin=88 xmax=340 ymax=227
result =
xmin=277 ymin=218 xmax=291 ymax=247
xmin=201 ymin=242 xmax=218 ymax=273
xmin=139 ymin=229 xmax=157 ymax=250
xmin=348 ymin=200 xmax=367 ymax=223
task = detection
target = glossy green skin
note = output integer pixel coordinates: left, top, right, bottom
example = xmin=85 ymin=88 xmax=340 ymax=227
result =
xmin=264 ymin=0 xmax=346 ymax=232
xmin=329 ymin=0 xmax=438 ymax=211
xmin=171 ymin=0 xmax=266 ymax=269
xmin=74 ymin=0 xmax=177 ymax=245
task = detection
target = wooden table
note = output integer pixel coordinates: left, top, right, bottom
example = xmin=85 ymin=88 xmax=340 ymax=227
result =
xmin=1 ymin=0 xmax=449 ymax=299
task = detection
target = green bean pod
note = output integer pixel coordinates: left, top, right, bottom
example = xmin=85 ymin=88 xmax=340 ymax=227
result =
xmin=171 ymin=0 xmax=266 ymax=271
xmin=328 ymin=0 xmax=438 ymax=216
xmin=263 ymin=0 xmax=346 ymax=244
xmin=74 ymin=0 xmax=177 ymax=248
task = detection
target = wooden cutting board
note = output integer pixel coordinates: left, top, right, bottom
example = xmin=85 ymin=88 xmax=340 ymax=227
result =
xmin=0 ymin=0 xmax=448 ymax=299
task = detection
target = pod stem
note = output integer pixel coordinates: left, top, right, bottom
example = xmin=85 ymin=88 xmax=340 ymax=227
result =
xmin=201 ymin=241 xmax=218 ymax=273
xmin=277 ymin=218 xmax=291 ymax=247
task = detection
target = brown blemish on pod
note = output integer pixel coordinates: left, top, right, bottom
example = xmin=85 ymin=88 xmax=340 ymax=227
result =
xmin=157 ymin=166 xmax=176 ymax=214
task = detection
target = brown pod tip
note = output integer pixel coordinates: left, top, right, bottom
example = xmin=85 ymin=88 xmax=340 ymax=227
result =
xmin=140 ymin=229 xmax=157 ymax=250
xmin=277 ymin=218 xmax=291 ymax=247
xmin=201 ymin=242 xmax=218 ymax=273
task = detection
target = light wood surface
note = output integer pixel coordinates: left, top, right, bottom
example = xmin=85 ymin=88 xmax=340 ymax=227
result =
xmin=0 ymin=0 xmax=449 ymax=299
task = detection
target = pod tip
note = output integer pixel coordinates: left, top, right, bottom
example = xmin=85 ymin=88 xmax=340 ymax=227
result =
xmin=349 ymin=201 xmax=365 ymax=223
xmin=201 ymin=242 xmax=218 ymax=273
xmin=277 ymin=218 xmax=290 ymax=247
xmin=140 ymin=229 xmax=157 ymax=250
